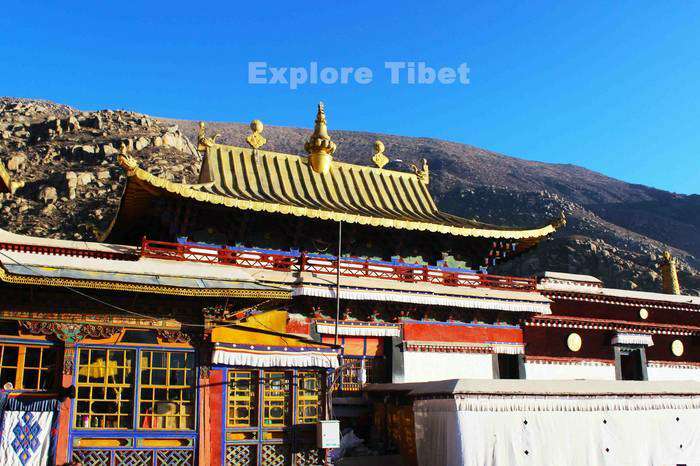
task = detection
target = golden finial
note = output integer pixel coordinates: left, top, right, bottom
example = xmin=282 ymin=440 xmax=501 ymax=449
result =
xmin=197 ymin=121 xmax=220 ymax=152
xmin=660 ymin=250 xmax=681 ymax=295
xmin=372 ymin=140 xmax=389 ymax=169
xmin=410 ymin=158 xmax=430 ymax=184
xmin=246 ymin=119 xmax=267 ymax=149
xmin=553 ymin=211 xmax=567 ymax=229
xmin=304 ymin=102 xmax=337 ymax=174
xmin=117 ymin=143 xmax=138 ymax=175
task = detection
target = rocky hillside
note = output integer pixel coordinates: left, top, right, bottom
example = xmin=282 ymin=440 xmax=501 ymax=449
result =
xmin=1 ymin=98 xmax=698 ymax=294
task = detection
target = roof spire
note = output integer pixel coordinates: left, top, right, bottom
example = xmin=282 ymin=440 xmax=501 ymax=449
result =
xmin=304 ymin=102 xmax=336 ymax=174
xmin=660 ymin=250 xmax=681 ymax=295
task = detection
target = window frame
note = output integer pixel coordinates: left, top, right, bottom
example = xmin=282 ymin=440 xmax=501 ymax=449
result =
xmin=225 ymin=369 xmax=308 ymax=430
xmin=0 ymin=340 xmax=59 ymax=391
xmin=72 ymin=343 xmax=198 ymax=433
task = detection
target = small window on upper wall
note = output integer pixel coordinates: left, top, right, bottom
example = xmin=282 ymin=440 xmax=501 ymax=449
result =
xmin=616 ymin=346 xmax=647 ymax=381
xmin=496 ymin=354 xmax=524 ymax=379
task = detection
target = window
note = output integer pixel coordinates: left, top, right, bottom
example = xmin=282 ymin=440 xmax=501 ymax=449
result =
xmin=615 ymin=346 xmax=647 ymax=381
xmin=226 ymin=369 xmax=325 ymax=428
xmin=263 ymin=372 xmax=290 ymax=426
xmin=75 ymin=348 xmax=135 ymax=429
xmin=75 ymin=348 xmax=196 ymax=430
xmin=139 ymin=351 xmax=195 ymax=430
xmin=335 ymin=357 xmax=386 ymax=392
xmin=0 ymin=344 xmax=57 ymax=390
xmin=495 ymin=354 xmax=524 ymax=379
xmin=297 ymin=372 xmax=321 ymax=424
xmin=227 ymin=370 xmax=258 ymax=427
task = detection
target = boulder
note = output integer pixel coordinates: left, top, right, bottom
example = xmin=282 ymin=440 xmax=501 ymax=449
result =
xmin=101 ymin=144 xmax=119 ymax=156
xmin=76 ymin=172 xmax=94 ymax=186
xmin=135 ymin=136 xmax=150 ymax=151
xmin=162 ymin=132 xmax=177 ymax=148
xmin=7 ymin=153 xmax=27 ymax=171
xmin=38 ymin=186 xmax=58 ymax=205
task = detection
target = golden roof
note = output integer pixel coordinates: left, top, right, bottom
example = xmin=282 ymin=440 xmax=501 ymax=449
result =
xmin=111 ymin=143 xmax=563 ymax=240
xmin=0 ymin=160 xmax=11 ymax=193
xmin=106 ymin=102 xmax=564 ymax=242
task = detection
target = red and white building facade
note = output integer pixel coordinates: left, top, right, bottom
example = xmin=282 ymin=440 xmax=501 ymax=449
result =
xmin=524 ymin=271 xmax=700 ymax=382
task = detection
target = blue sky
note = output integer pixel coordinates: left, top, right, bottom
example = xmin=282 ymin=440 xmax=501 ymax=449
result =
xmin=2 ymin=1 xmax=699 ymax=194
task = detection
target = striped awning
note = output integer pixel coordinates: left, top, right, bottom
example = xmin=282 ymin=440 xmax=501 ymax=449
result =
xmin=293 ymin=285 xmax=551 ymax=314
xmin=315 ymin=320 xmax=401 ymax=337
xmin=212 ymin=342 xmax=340 ymax=368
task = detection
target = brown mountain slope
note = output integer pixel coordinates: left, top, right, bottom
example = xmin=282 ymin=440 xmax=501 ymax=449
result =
xmin=1 ymin=97 xmax=698 ymax=294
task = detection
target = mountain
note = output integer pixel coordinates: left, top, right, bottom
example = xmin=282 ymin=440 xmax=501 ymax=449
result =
xmin=1 ymin=97 xmax=698 ymax=294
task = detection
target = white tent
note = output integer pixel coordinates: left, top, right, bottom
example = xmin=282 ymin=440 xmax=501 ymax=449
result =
xmin=409 ymin=379 xmax=700 ymax=466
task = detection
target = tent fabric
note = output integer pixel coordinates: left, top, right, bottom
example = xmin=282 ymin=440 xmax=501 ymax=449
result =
xmin=413 ymin=395 xmax=700 ymax=466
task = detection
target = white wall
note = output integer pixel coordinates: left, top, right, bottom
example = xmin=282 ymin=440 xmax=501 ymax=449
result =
xmin=524 ymin=362 xmax=616 ymax=380
xmin=647 ymin=364 xmax=700 ymax=381
xmin=394 ymin=351 xmax=494 ymax=383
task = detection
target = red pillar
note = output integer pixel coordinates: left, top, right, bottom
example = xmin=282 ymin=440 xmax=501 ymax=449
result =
xmin=209 ymin=368 xmax=225 ymax=466
xmin=55 ymin=344 xmax=75 ymax=465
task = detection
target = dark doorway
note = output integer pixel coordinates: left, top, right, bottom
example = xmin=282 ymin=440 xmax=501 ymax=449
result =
xmin=615 ymin=346 xmax=648 ymax=381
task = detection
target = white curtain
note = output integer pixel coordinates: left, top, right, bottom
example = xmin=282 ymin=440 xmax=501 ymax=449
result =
xmin=414 ymin=396 xmax=700 ymax=466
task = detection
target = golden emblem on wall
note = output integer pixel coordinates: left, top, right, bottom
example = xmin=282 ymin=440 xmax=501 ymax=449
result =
xmin=671 ymin=339 xmax=684 ymax=357
xmin=567 ymin=332 xmax=582 ymax=352
xmin=372 ymin=140 xmax=389 ymax=169
xmin=638 ymin=308 xmax=649 ymax=320
xmin=246 ymin=119 xmax=267 ymax=149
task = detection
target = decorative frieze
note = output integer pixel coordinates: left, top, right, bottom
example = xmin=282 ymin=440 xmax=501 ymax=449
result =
xmin=20 ymin=320 xmax=121 ymax=342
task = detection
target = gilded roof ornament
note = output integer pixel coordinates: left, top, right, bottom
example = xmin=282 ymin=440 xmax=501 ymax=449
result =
xmin=197 ymin=121 xmax=220 ymax=152
xmin=660 ymin=250 xmax=681 ymax=295
xmin=411 ymin=158 xmax=430 ymax=184
xmin=553 ymin=211 xmax=567 ymax=229
xmin=304 ymin=102 xmax=337 ymax=174
xmin=246 ymin=119 xmax=267 ymax=150
xmin=118 ymin=143 xmax=138 ymax=175
xmin=0 ymin=160 xmax=12 ymax=194
xmin=372 ymin=140 xmax=389 ymax=169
